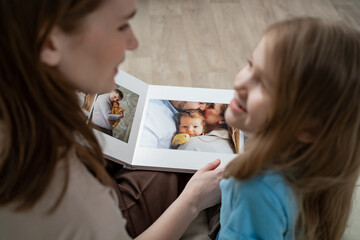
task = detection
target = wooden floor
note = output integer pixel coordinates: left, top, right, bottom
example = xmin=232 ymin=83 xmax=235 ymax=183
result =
xmin=120 ymin=0 xmax=360 ymax=89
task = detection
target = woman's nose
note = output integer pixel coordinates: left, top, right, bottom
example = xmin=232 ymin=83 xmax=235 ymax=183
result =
xmin=127 ymin=29 xmax=139 ymax=50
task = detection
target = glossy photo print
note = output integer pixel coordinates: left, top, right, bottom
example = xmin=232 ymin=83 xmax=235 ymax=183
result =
xmin=140 ymin=99 xmax=239 ymax=154
xmin=90 ymin=84 xmax=139 ymax=143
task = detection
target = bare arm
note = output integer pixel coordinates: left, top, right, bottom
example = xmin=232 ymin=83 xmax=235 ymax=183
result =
xmin=135 ymin=159 xmax=223 ymax=240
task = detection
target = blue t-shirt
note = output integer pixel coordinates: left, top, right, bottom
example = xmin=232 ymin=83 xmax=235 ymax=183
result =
xmin=216 ymin=172 xmax=298 ymax=240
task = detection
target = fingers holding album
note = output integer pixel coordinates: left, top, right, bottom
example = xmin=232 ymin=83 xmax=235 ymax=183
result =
xmin=199 ymin=158 xmax=222 ymax=172
xmin=181 ymin=159 xmax=224 ymax=213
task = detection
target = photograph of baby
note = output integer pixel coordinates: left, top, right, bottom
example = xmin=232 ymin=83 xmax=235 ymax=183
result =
xmin=140 ymin=99 xmax=239 ymax=154
xmin=90 ymin=84 xmax=139 ymax=143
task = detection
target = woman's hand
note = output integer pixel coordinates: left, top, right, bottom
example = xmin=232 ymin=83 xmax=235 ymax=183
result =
xmin=180 ymin=159 xmax=223 ymax=215
xmin=136 ymin=159 xmax=223 ymax=240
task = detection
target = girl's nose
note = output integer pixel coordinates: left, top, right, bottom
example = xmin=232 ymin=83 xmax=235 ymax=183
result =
xmin=234 ymin=79 xmax=248 ymax=99
xmin=238 ymin=88 xmax=248 ymax=99
xmin=234 ymin=71 xmax=249 ymax=99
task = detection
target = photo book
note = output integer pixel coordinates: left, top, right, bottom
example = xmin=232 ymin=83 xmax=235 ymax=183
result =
xmin=82 ymin=70 xmax=245 ymax=173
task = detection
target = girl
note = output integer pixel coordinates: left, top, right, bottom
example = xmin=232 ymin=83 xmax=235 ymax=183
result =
xmin=217 ymin=17 xmax=360 ymax=240
xmin=0 ymin=0 xmax=223 ymax=239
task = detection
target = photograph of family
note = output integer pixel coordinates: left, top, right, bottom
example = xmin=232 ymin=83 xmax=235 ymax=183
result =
xmin=140 ymin=99 xmax=239 ymax=154
xmin=88 ymin=85 xmax=139 ymax=143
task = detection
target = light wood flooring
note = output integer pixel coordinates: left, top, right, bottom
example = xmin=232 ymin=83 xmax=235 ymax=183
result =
xmin=120 ymin=0 xmax=360 ymax=89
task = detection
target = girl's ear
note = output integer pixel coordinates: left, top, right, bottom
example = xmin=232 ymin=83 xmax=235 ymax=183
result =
xmin=40 ymin=27 xmax=63 ymax=66
xmin=218 ymin=119 xmax=225 ymax=125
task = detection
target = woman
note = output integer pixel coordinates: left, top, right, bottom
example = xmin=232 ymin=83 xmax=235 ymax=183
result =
xmin=0 ymin=0 xmax=222 ymax=239
xmin=178 ymin=103 xmax=239 ymax=154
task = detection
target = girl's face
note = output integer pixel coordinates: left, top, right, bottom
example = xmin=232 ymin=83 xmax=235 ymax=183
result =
xmin=225 ymin=36 xmax=275 ymax=136
xmin=204 ymin=103 xmax=224 ymax=126
xmin=50 ymin=0 xmax=138 ymax=94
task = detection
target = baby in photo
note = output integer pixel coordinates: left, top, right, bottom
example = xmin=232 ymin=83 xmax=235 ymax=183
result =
xmin=111 ymin=101 xmax=124 ymax=128
xmin=171 ymin=109 xmax=205 ymax=148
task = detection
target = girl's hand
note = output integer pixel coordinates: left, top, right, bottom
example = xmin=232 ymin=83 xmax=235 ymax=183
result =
xmin=180 ymin=159 xmax=223 ymax=215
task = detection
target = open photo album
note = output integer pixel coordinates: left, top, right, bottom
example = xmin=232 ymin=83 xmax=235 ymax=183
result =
xmin=82 ymin=70 xmax=245 ymax=173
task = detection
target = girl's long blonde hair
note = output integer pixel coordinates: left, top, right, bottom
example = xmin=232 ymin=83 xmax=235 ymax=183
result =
xmin=0 ymin=0 xmax=112 ymax=212
xmin=225 ymin=18 xmax=360 ymax=240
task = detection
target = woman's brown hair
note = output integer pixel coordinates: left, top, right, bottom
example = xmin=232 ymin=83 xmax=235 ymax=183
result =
xmin=224 ymin=18 xmax=360 ymax=239
xmin=0 ymin=0 xmax=112 ymax=212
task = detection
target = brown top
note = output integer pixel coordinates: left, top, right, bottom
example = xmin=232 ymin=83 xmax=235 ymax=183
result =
xmin=0 ymin=148 xmax=132 ymax=240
